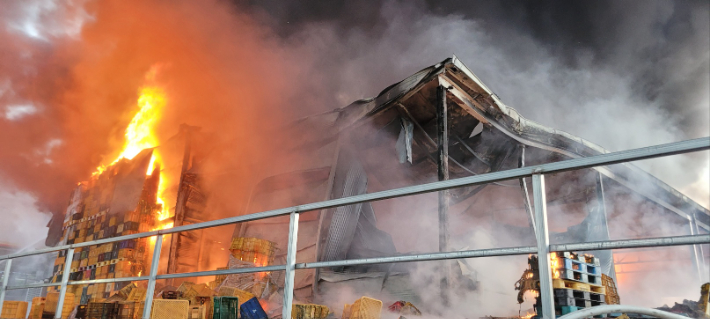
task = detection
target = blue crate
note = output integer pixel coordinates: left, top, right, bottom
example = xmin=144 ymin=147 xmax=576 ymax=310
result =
xmin=240 ymin=297 xmax=267 ymax=319
xmin=554 ymin=288 xmax=590 ymax=300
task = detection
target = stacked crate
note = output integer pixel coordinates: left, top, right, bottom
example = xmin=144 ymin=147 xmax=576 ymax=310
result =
xmin=228 ymin=238 xmax=275 ymax=267
xmin=51 ymin=159 xmax=162 ymax=305
xmin=1 ymin=301 xmax=28 ymax=319
xmin=531 ymin=252 xmax=607 ymax=317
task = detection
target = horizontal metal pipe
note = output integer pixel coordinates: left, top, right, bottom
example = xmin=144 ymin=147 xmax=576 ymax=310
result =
xmin=297 ymin=246 xmax=538 ymax=269
xmin=1 ymin=137 xmax=708 ymax=262
xmin=550 ymin=234 xmax=710 ymax=252
xmin=155 ymin=265 xmax=287 ymax=280
xmin=6 ymin=282 xmax=60 ymax=290
xmin=69 ymin=276 xmax=150 ymax=285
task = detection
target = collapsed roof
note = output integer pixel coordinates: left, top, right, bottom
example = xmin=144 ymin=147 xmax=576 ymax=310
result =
xmin=294 ymin=56 xmax=710 ymax=230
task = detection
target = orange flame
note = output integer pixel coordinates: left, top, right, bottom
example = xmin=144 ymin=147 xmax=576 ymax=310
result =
xmin=92 ymin=68 xmax=173 ymax=239
xmin=550 ymin=253 xmax=560 ymax=279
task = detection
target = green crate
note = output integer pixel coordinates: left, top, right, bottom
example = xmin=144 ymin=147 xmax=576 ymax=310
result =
xmin=212 ymin=297 xmax=238 ymax=319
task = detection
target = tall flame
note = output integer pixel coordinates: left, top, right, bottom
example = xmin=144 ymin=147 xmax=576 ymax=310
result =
xmin=92 ymin=71 xmax=173 ymax=232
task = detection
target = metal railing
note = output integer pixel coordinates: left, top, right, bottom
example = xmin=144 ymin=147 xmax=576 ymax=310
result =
xmin=0 ymin=137 xmax=708 ymax=319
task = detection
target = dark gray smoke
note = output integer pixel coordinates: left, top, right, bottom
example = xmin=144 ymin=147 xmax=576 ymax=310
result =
xmin=238 ymin=0 xmax=710 ymax=206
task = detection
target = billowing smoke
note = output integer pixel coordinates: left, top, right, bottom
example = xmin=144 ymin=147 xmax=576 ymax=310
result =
xmin=0 ymin=0 xmax=708 ymax=315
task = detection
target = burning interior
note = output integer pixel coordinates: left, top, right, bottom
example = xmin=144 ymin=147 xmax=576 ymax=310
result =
xmin=39 ymin=57 xmax=709 ymax=318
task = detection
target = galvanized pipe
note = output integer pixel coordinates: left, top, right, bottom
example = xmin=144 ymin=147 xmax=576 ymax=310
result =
xmin=0 ymin=259 xmax=13 ymax=316
xmin=54 ymin=248 xmax=74 ymax=319
xmin=532 ymin=174 xmax=555 ymax=319
xmin=157 ymin=265 xmax=286 ymax=280
xmin=550 ymin=234 xmax=710 ymax=252
xmin=298 ymin=246 xmax=537 ymax=269
xmin=142 ymin=235 xmax=163 ymax=319
xmin=282 ymin=211 xmax=299 ymax=319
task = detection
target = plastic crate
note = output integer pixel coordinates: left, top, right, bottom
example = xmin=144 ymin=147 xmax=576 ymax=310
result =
xmin=87 ymin=302 xmax=118 ymax=319
xmin=292 ymin=303 xmax=329 ymax=319
xmin=151 ymin=300 xmax=188 ymax=319
xmin=29 ymin=298 xmax=45 ymax=319
xmin=347 ymin=297 xmax=382 ymax=319
xmin=117 ymin=302 xmax=135 ymax=319
xmin=46 ymin=292 xmax=76 ymax=319
xmin=1 ymin=301 xmax=28 ymax=319
xmin=216 ymin=287 xmax=253 ymax=310
xmin=212 ymin=297 xmax=238 ymax=319
xmin=238 ymin=298 xmax=266 ymax=319
xmin=188 ymin=305 xmax=211 ymax=319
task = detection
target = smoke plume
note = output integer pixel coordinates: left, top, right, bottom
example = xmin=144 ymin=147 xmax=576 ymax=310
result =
xmin=0 ymin=0 xmax=708 ymax=314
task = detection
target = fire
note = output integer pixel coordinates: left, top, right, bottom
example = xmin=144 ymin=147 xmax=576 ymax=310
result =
xmin=92 ymin=68 xmax=174 ymax=235
xmin=550 ymin=253 xmax=560 ymax=279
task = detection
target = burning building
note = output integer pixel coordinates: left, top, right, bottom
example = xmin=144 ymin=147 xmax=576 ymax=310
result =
xmin=44 ymin=56 xmax=708 ymax=315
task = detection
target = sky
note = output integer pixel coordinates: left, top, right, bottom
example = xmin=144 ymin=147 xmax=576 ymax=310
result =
xmin=0 ymin=0 xmax=708 ymax=247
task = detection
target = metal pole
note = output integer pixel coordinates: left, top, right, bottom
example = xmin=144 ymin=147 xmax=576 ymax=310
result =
xmin=282 ymin=211 xmax=299 ymax=319
xmin=143 ymin=235 xmax=163 ymax=319
xmin=436 ymin=84 xmax=451 ymax=305
xmin=688 ymin=216 xmax=703 ymax=281
xmin=518 ymin=145 xmax=536 ymax=235
xmin=533 ymin=174 xmax=554 ymax=319
xmin=593 ymin=173 xmax=617 ymax=282
xmin=55 ymin=248 xmax=74 ymax=319
xmin=0 ymin=260 xmax=13 ymax=316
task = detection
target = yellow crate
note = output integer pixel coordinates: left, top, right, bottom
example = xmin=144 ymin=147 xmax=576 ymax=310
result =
xmin=28 ymin=298 xmax=45 ymax=319
xmin=229 ymin=237 xmax=276 ymax=255
xmin=552 ymin=279 xmax=590 ymax=292
xmin=347 ymin=297 xmax=381 ymax=319
xmin=182 ymin=284 xmax=212 ymax=304
xmin=1 ymin=301 xmax=28 ymax=319
xmin=292 ymin=304 xmax=329 ymax=319
xmin=177 ymin=282 xmax=195 ymax=295
xmin=45 ymin=292 xmax=75 ymax=319
xmin=127 ymin=288 xmax=147 ymax=302
xmin=151 ymin=300 xmax=188 ymax=319
xmin=342 ymin=304 xmax=351 ymax=319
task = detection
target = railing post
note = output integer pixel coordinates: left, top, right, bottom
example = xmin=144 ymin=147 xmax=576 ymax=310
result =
xmin=688 ymin=216 xmax=705 ymax=282
xmin=55 ymin=248 xmax=75 ymax=319
xmin=143 ymin=235 xmax=164 ymax=319
xmin=0 ymin=260 xmax=13 ymax=316
xmin=282 ymin=210 xmax=299 ymax=319
xmin=532 ymin=174 xmax=555 ymax=319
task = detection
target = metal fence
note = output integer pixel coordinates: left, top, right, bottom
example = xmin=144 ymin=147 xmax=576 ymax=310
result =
xmin=1 ymin=137 xmax=709 ymax=319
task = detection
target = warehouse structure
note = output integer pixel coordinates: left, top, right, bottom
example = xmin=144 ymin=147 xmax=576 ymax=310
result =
xmin=1 ymin=56 xmax=708 ymax=318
